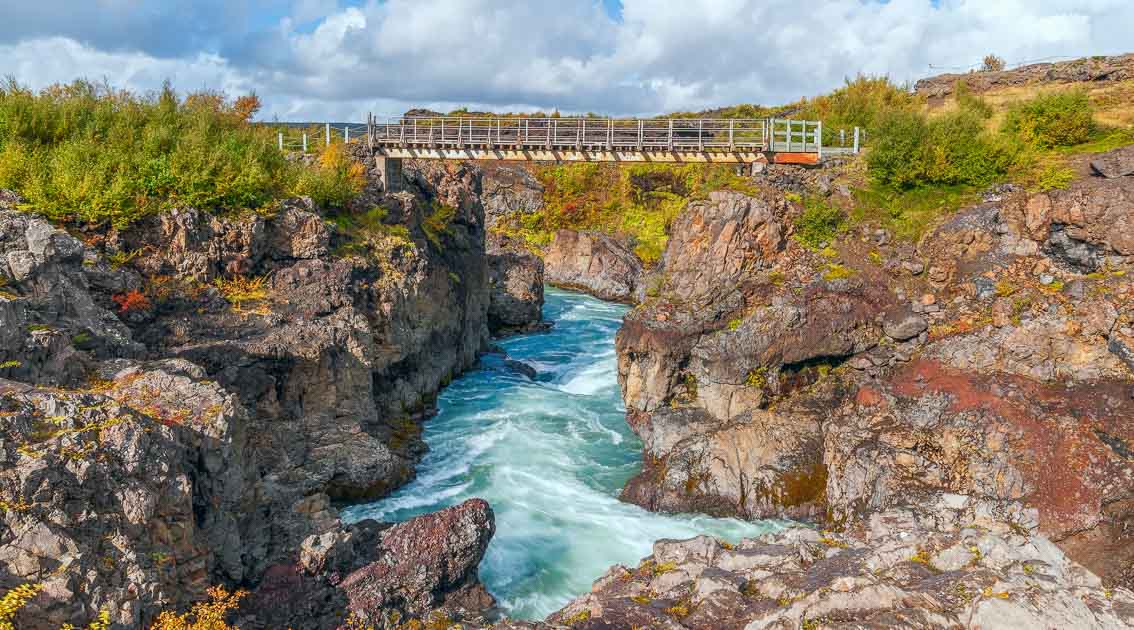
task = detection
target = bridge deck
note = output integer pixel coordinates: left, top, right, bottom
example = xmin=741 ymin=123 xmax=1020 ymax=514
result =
xmin=367 ymin=116 xmax=828 ymax=163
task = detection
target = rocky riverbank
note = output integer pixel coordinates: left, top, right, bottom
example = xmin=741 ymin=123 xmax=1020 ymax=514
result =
xmin=0 ymin=155 xmax=509 ymax=627
xmin=606 ymin=144 xmax=1134 ymax=612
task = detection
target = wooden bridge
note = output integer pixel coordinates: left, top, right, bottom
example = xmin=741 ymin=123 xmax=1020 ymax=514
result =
xmin=363 ymin=116 xmax=859 ymax=165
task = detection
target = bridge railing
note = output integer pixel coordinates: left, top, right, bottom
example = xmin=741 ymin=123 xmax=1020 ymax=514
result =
xmin=369 ymin=116 xmax=778 ymax=152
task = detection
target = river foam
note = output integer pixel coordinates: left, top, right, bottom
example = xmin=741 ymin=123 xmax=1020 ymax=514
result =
xmin=343 ymin=287 xmax=780 ymax=619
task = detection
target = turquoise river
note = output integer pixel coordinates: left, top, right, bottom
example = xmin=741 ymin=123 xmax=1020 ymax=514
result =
xmin=343 ymin=288 xmax=779 ymax=620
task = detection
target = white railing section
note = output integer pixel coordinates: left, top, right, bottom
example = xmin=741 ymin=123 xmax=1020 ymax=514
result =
xmin=265 ymin=118 xmax=864 ymax=157
xmin=368 ymin=117 xmax=777 ymax=152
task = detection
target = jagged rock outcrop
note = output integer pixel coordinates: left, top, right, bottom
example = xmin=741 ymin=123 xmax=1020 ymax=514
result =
xmin=616 ymin=190 xmax=893 ymax=521
xmin=613 ymin=160 xmax=1134 ymax=595
xmin=535 ymin=508 xmax=1134 ymax=630
xmin=487 ymin=233 xmax=544 ymax=335
xmin=339 ymin=498 xmax=496 ymax=622
xmin=914 ymin=53 xmax=1134 ymax=99
xmin=544 ymin=229 xmax=643 ymax=302
xmin=0 ymin=152 xmax=497 ymax=627
xmin=0 ymin=381 xmax=203 ymax=627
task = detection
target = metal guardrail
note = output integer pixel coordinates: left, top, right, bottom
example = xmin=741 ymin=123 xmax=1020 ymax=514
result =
xmin=370 ymin=116 xmax=776 ymax=152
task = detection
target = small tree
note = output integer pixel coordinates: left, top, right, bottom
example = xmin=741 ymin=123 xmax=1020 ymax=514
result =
xmin=981 ymin=54 xmax=1006 ymax=72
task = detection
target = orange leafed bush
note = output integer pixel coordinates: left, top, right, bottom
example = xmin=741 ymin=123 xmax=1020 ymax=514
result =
xmin=112 ymin=289 xmax=151 ymax=314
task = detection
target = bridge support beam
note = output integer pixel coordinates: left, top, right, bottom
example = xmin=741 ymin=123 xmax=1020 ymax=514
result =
xmin=375 ymin=156 xmax=403 ymax=193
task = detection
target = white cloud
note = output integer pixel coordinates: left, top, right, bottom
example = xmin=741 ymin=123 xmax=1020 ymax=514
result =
xmin=1 ymin=0 xmax=1131 ymax=121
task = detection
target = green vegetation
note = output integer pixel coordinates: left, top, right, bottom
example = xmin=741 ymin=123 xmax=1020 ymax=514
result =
xmin=0 ymin=79 xmax=362 ymax=228
xmin=794 ymin=196 xmax=847 ymax=249
xmin=422 ymin=201 xmax=457 ymax=248
xmin=793 ymin=75 xmax=923 ymax=144
xmin=329 ymin=205 xmax=413 ymax=259
xmin=1002 ymin=89 xmax=1094 ymax=148
xmin=496 ymin=162 xmax=758 ymax=265
xmin=867 ymin=107 xmax=1015 ymax=190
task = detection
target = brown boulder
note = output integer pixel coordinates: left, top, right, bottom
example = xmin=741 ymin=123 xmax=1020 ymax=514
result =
xmin=1090 ymin=144 xmax=1134 ymax=179
xmin=543 ymin=229 xmax=642 ymax=302
xmin=340 ymin=498 xmax=496 ymax=622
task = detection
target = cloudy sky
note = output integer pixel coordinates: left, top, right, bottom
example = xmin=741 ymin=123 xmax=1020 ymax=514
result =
xmin=2 ymin=0 xmax=1132 ymax=121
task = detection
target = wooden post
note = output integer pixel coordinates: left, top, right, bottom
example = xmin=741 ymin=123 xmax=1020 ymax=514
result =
xmin=578 ymin=119 xmax=584 ymax=151
xmin=441 ymin=119 xmax=445 ymax=146
xmin=698 ymin=119 xmax=703 ymax=151
xmin=728 ymin=120 xmax=734 ymax=151
xmin=278 ymin=131 xmax=283 ymax=151
xmin=668 ymin=119 xmax=674 ymax=151
xmin=302 ymin=133 xmax=307 ymax=153
xmin=816 ymin=121 xmax=823 ymax=159
xmin=607 ymin=119 xmax=613 ymax=150
xmin=637 ymin=120 xmax=643 ymax=150
xmin=853 ymin=127 xmax=860 ymax=154
xmin=548 ymin=119 xmax=555 ymax=150
xmin=344 ymin=126 xmax=350 ymax=143
xmin=325 ymin=123 xmax=331 ymax=146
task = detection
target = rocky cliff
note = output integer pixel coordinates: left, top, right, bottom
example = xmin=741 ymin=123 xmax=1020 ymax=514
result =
xmin=613 ymin=146 xmax=1134 ymax=598
xmin=0 ymin=156 xmax=501 ymax=627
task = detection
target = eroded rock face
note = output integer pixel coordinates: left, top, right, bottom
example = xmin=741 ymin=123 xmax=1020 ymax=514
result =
xmin=0 ymin=155 xmax=495 ymax=627
xmin=825 ymin=358 xmax=1134 ymax=589
xmin=1007 ymin=176 xmax=1134 ymax=269
xmin=544 ymin=229 xmax=643 ymax=302
xmin=613 ymin=162 xmax=1134 ymax=597
xmin=615 ymin=189 xmax=892 ymax=521
xmin=487 ymin=233 xmax=544 ymax=335
xmin=539 ymin=509 xmax=1134 ymax=630
xmin=0 ymin=383 xmax=202 ymax=629
xmin=481 ymin=164 xmax=544 ymax=227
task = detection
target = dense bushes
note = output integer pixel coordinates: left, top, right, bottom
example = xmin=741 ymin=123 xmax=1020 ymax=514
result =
xmin=867 ymin=108 xmax=1014 ymax=189
xmin=0 ymin=80 xmax=361 ymax=228
xmin=1002 ymin=89 xmax=1094 ymax=148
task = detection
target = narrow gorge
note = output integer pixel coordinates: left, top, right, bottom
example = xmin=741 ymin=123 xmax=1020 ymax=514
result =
xmin=3 ymin=56 xmax=1134 ymax=629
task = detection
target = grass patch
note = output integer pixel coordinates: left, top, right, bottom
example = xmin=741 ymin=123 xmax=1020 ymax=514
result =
xmin=851 ymin=184 xmax=980 ymax=241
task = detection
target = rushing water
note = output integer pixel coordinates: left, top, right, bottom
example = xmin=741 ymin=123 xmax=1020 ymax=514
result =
xmin=343 ymin=288 xmax=780 ymax=620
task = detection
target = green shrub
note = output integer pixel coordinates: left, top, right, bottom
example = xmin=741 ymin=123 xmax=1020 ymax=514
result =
xmin=293 ymin=143 xmax=365 ymax=208
xmin=422 ymin=201 xmax=457 ymax=247
xmin=1002 ymin=90 xmax=1094 ymax=148
xmin=794 ymin=197 xmax=846 ymax=249
xmin=0 ymin=79 xmax=360 ymax=227
xmin=868 ymin=108 xmax=1013 ymax=189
